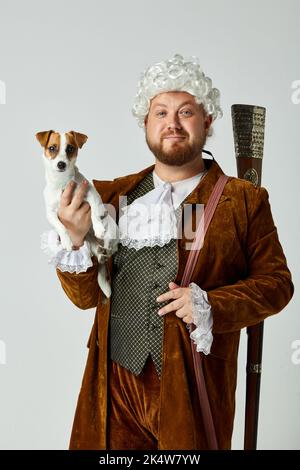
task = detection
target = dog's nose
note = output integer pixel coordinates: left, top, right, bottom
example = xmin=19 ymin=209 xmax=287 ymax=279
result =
xmin=57 ymin=161 xmax=66 ymax=170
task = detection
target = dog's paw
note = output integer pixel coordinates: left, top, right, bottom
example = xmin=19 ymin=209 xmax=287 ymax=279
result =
xmin=60 ymin=233 xmax=74 ymax=252
xmin=93 ymin=221 xmax=106 ymax=240
xmin=103 ymin=237 xmax=118 ymax=254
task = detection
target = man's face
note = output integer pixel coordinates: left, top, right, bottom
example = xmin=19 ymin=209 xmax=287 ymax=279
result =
xmin=144 ymin=91 xmax=212 ymax=166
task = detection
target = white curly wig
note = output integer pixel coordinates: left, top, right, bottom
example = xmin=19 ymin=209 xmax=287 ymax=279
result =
xmin=132 ymin=53 xmax=223 ymax=137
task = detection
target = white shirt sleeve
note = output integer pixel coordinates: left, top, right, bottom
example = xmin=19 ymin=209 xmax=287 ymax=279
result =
xmin=187 ymin=282 xmax=213 ymax=355
xmin=40 ymin=229 xmax=93 ymax=273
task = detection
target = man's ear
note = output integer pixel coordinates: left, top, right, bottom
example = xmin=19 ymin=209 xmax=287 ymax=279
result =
xmin=204 ymin=114 xmax=213 ymax=134
xmin=35 ymin=130 xmax=55 ymax=147
xmin=68 ymin=131 xmax=88 ymax=148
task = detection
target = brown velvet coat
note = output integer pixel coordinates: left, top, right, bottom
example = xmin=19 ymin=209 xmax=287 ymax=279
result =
xmin=56 ymin=158 xmax=293 ymax=450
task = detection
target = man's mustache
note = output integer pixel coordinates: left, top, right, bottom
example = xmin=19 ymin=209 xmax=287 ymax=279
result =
xmin=161 ymin=132 xmax=188 ymax=139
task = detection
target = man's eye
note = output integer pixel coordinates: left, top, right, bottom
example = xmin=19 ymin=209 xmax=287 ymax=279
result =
xmin=66 ymin=145 xmax=74 ymax=153
xmin=156 ymin=111 xmax=166 ymax=117
xmin=49 ymin=146 xmax=56 ymax=152
xmin=180 ymin=110 xmax=192 ymax=116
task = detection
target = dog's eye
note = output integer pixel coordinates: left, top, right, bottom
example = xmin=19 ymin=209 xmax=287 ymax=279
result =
xmin=66 ymin=145 xmax=74 ymax=154
xmin=48 ymin=146 xmax=56 ymax=152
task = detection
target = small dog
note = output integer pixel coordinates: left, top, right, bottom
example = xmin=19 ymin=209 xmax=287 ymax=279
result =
xmin=36 ymin=129 xmax=119 ymax=298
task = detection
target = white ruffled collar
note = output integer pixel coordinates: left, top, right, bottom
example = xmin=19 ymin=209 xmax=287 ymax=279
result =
xmin=118 ymin=168 xmax=206 ymax=250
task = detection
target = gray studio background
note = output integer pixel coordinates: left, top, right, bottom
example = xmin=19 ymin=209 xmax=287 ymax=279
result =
xmin=0 ymin=0 xmax=299 ymax=450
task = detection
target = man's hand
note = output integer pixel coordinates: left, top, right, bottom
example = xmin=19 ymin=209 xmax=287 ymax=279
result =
xmin=156 ymin=281 xmax=193 ymax=324
xmin=58 ymin=180 xmax=92 ymax=247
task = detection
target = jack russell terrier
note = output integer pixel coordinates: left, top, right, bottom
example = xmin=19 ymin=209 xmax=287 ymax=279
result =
xmin=36 ymin=129 xmax=119 ymax=298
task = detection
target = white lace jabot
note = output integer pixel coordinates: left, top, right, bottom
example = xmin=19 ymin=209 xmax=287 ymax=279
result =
xmin=118 ymin=169 xmax=206 ymax=250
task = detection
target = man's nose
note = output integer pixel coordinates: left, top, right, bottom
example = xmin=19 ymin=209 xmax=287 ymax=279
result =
xmin=167 ymin=114 xmax=182 ymax=130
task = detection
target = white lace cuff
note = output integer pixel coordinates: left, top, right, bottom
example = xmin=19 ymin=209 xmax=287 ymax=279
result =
xmin=187 ymin=282 xmax=213 ymax=355
xmin=40 ymin=229 xmax=93 ymax=273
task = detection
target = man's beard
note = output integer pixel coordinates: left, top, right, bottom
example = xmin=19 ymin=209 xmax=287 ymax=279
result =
xmin=145 ymin=131 xmax=207 ymax=166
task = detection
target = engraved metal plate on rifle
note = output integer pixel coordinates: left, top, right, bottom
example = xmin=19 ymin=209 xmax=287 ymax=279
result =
xmin=231 ymin=105 xmax=266 ymax=160
xmin=244 ymin=168 xmax=259 ymax=187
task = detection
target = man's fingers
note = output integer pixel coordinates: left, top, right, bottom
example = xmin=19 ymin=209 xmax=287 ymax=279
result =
xmin=70 ymin=181 xmax=89 ymax=210
xmin=81 ymin=201 xmax=91 ymax=213
xmin=169 ymin=282 xmax=180 ymax=289
xmin=156 ymin=288 xmax=181 ymax=303
xmin=158 ymin=298 xmax=184 ymax=316
xmin=60 ymin=180 xmax=77 ymax=207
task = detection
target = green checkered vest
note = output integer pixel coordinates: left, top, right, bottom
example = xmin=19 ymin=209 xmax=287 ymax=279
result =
xmin=110 ymin=172 xmax=182 ymax=378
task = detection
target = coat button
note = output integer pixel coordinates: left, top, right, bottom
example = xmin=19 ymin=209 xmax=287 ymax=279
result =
xmin=155 ymin=261 xmax=165 ymax=268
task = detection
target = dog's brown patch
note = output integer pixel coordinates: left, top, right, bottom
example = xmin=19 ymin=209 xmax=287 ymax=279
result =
xmin=44 ymin=132 xmax=61 ymax=159
xmin=65 ymin=131 xmax=88 ymax=161
xmin=67 ymin=131 xmax=88 ymax=149
xmin=36 ymin=130 xmax=55 ymax=149
xmin=36 ymin=130 xmax=88 ymax=160
xmin=65 ymin=132 xmax=79 ymax=160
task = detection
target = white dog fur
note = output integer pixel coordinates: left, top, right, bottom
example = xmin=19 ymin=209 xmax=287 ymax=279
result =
xmin=36 ymin=129 xmax=119 ymax=298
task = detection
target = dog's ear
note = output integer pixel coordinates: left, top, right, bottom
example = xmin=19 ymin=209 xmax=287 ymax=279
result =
xmin=68 ymin=131 xmax=88 ymax=149
xmin=36 ymin=130 xmax=55 ymax=147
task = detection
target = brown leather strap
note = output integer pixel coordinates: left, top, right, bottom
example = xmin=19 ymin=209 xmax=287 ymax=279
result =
xmin=181 ymin=174 xmax=229 ymax=450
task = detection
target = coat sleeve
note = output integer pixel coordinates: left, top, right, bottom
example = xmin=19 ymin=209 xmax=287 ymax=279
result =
xmin=56 ymin=255 xmax=100 ymax=310
xmin=207 ymin=186 xmax=294 ymax=334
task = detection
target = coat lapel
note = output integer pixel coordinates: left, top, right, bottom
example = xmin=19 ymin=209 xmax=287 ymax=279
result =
xmin=92 ymin=163 xmax=155 ymax=212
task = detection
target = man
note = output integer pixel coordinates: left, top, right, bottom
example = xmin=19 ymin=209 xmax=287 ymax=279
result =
xmin=47 ymin=54 xmax=293 ymax=450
